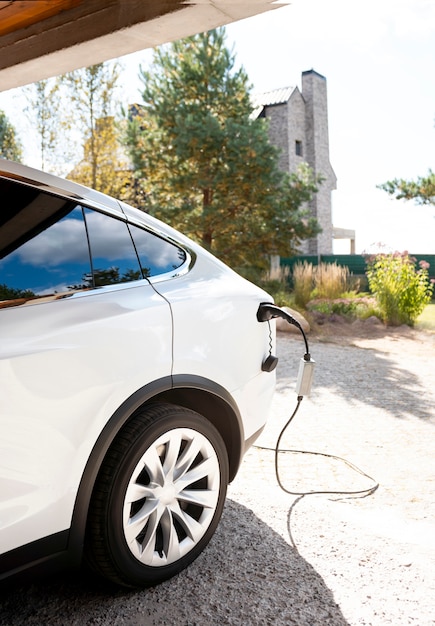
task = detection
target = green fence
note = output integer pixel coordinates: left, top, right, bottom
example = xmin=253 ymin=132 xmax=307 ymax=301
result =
xmin=280 ymin=254 xmax=435 ymax=281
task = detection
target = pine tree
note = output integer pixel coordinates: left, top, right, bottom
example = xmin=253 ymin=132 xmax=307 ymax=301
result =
xmin=379 ymin=171 xmax=435 ymax=206
xmin=126 ymin=28 xmax=320 ymax=275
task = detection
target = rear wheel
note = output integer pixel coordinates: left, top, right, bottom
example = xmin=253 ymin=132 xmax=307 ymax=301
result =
xmin=85 ymin=403 xmax=229 ymax=587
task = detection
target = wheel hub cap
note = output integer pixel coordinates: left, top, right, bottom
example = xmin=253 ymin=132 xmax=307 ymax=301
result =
xmin=122 ymin=427 xmax=220 ymax=567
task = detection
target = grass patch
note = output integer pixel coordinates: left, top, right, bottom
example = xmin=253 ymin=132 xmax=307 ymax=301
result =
xmin=415 ymin=303 xmax=435 ymax=331
xmin=307 ymin=296 xmax=378 ymax=320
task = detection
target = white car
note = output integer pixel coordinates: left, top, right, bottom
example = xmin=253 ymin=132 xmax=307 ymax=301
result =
xmin=0 ymin=160 xmax=276 ymax=587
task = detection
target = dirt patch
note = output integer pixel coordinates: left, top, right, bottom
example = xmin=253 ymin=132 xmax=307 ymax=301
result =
xmin=307 ymin=313 xmax=435 ymax=357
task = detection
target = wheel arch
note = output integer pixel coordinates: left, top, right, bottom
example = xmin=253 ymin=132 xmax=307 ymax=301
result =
xmin=67 ymin=374 xmax=244 ymax=564
xmin=161 ymin=374 xmax=244 ymax=482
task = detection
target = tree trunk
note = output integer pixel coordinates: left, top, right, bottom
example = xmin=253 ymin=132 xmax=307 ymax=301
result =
xmin=202 ymin=188 xmax=213 ymax=250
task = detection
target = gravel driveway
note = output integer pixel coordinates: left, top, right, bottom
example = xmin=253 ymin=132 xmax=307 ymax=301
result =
xmin=1 ymin=328 xmax=434 ymax=625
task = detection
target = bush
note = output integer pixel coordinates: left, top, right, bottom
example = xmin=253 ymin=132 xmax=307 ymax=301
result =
xmin=292 ymin=261 xmax=313 ymax=308
xmin=313 ymin=262 xmax=349 ymax=300
xmin=366 ymin=252 xmax=433 ymax=326
xmin=258 ymin=266 xmax=294 ymax=308
xmin=307 ymin=296 xmax=377 ymax=319
xmin=292 ymin=261 xmax=350 ymax=308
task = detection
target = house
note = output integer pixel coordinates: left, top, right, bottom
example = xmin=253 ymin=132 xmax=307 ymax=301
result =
xmin=252 ymin=69 xmax=354 ymax=255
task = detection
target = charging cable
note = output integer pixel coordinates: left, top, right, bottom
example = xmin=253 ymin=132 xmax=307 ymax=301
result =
xmin=256 ymin=303 xmax=379 ymax=498
xmin=272 ymin=399 xmax=379 ymax=497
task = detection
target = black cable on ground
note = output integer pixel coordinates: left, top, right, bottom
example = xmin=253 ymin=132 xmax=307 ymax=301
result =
xmin=254 ymin=397 xmax=379 ymax=498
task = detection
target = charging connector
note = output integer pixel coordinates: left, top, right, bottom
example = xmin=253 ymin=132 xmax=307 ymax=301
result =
xmin=295 ymin=357 xmax=315 ymax=396
xmin=255 ymin=304 xmax=379 ymax=501
xmin=257 ymin=302 xmax=315 ymax=393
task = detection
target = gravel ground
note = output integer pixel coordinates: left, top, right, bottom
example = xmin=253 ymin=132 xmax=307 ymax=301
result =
xmin=0 ymin=326 xmax=434 ymax=625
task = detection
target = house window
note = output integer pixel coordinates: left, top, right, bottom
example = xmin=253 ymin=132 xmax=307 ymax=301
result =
xmin=295 ymin=140 xmax=303 ymax=157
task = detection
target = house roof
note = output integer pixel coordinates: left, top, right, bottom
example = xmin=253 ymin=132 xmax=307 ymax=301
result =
xmin=250 ymin=86 xmax=296 ymax=119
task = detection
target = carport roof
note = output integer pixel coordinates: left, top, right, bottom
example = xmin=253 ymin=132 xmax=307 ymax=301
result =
xmin=0 ymin=0 xmax=287 ymax=92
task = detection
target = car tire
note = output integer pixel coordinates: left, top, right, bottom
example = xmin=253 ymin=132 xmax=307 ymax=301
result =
xmin=85 ymin=402 xmax=229 ymax=587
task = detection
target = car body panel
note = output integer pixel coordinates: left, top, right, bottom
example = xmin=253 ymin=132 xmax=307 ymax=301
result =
xmin=152 ymin=267 xmax=275 ymax=441
xmin=0 ymin=283 xmax=173 ymax=552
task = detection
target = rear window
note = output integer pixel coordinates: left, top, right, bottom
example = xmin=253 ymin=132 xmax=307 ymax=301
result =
xmin=129 ymin=222 xmax=186 ymax=278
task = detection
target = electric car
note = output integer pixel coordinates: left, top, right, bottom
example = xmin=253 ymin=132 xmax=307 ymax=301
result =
xmin=0 ymin=159 xmax=276 ymax=587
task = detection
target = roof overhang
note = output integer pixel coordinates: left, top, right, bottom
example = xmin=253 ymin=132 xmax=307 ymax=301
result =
xmin=0 ymin=0 xmax=285 ymax=92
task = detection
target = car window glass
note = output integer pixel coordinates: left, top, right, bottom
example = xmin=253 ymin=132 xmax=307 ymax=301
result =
xmin=0 ymin=204 xmax=91 ymax=305
xmin=128 ymin=223 xmax=186 ymax=278
xmin=1 ymin=177 xmax=74 ymax=258
xmin=83 ymin=208 xmax=143 ymax=286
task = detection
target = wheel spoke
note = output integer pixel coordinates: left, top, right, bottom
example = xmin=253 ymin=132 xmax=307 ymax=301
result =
xmin=173 ymin=436 xmax=202 ymax=479
xmin=170 ymin=500 xmax=208 ymax=542
xmin=144 ymin=445 xmax=165 ymax=485
xmin=177 ymin=456 xmax=218 ymax=490
xmin=160 ymin=508 xmax=181 ymax=563
xmin=177 ymin=487 xmax=219 ymax=509
xmin=125 ymin=482 xmax=154 ymax=504
xmin=139 ymin=509 xmax=163 ymax=562
xmin=124 ymin=500 xmax=159 ymax=545
xmin=162 ymin=431 xmax=182 ymax=477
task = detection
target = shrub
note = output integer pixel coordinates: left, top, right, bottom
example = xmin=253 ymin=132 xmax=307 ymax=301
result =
xmin=366 ymin=252 xmax=433 ymax=326
xmin=292 ymin=261 xmax=314 ymax=308
xmin=313 ymin=262 xmax=349 ymax=300
xmin=258 ymin=266 xmax=294 ymax=308
xmin=307 ymin=296 xmax=377 ymax=319
xmin=293 ymin=261 xmax=353 ymax=308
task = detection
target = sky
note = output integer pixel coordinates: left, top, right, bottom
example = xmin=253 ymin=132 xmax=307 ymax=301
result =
xmin=1 ymin=0 xmax=434 ymax=255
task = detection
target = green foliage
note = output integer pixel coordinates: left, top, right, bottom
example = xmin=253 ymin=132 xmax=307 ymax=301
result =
xmin=21 ymin=64 xmax=128 ymax=184
xmin=60 ymin=63 xmax=120 ymax=189
xmin=292 ymin=261 xmax=314 ymax=308
xmin=268 ymin=287 xmax=294 ymax=308
xmin=0 ymin=283 xmax=34 ymax=300
xmin=379 ymin=170 xmax=435 ymax=206
xmin=126 ymin=28 xmax=321 ymax=276
xmin=0 ymin=110 xmax=22 ymax=162
xmin=415 ymin=303 xmax=435 ymax=331
xmin=307 ymin=296 xmax=377 ymax=320
xmin=257 ymin=266 xmax=294 ymax=308
xmin=312 ymin=262 xmax=349 ymax=299
xmin=292 ymin=261 xmax=349 ymax=307
xmin=63 ymin=63 xmax=120 ymax=129
xmin=68 ymin=115 xmax=132 ymax=197
xmin=62 ymin=62 xmax=132 ymax=195
xmin=366 ymin=252 xmax=433 ymax=326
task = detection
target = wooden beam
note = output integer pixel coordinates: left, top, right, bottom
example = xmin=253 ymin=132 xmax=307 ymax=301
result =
xmin=0 ymin=0 xmax=83 ymax=38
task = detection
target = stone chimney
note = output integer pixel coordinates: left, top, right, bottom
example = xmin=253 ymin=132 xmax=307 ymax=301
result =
xmin=301 ymin=70 xmax=336 ymax=255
